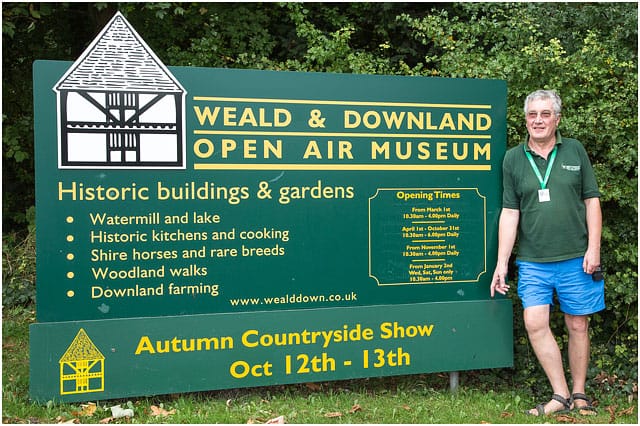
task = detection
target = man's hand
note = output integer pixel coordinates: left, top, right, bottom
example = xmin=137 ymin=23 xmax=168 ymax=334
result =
xmin=583 ymin=247 xmax=601 ymax=275
xmin=490 ymin=265 xmax=510 ymax=297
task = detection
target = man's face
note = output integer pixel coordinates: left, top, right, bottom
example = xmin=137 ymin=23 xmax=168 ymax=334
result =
xmin=525 ymin=98 xmax=560 ymax=144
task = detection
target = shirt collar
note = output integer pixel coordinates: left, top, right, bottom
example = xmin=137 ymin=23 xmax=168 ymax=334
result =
xmin=523 ymin=130 xmax=563 ymax=152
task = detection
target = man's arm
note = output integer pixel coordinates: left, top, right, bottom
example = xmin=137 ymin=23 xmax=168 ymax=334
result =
xmin=490 ymin=208 xmax=520 ymax=297
xmin=583 ymin=197 xmax=602 ymax=274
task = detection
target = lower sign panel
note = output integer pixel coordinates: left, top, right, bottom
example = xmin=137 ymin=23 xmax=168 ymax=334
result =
xmin=30 ymin=299 xmax=512 ymax=402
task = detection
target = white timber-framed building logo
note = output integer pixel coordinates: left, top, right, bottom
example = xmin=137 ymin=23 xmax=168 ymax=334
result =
xmin=54 ymin=11 xmax=186 ymax=169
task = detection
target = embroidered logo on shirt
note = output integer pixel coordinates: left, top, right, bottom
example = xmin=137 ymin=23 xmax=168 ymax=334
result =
xmin=561 ymin=163 xmax=581 ymax=171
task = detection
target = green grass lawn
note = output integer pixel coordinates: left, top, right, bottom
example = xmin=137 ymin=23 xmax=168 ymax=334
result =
xmin=2 ymin=306 xmax=637 ymax=424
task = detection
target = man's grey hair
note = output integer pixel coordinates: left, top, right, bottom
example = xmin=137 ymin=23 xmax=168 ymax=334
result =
xmin=524 ymin=89 xmax=562 ymax=115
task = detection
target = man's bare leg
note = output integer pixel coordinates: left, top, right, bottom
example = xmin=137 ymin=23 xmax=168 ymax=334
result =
xmin=565 ymin=313 xmax=591 ymax=408
xmin=524 ymin=305 xmax=571 ymax=414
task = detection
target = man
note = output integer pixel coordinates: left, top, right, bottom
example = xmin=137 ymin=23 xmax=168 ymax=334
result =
xmin=490 ymin=89 xmax=604 ymax=416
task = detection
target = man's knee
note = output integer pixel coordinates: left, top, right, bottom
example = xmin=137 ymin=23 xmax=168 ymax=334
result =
xmin=524 ymin=306 xmax=551 ymax=335
xmin=565 ymin=314 xmax=589 ymax=334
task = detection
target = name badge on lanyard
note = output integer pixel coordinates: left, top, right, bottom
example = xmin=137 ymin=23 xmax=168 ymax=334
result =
xmin=538 ymin=188 xmax=551 ymax=202
xmin=524 ymin=145 xmax=557 ymax=203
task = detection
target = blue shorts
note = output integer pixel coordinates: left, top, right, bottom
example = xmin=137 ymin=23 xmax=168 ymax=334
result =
xmin=516 ymin=257 xmax=605 ymax=315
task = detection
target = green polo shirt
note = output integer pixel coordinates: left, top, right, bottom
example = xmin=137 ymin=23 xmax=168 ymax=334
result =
xmin=502 ymin=131 xmax=600 ymax=262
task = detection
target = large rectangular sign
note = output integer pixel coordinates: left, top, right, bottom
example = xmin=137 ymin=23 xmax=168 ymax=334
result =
xmin=35 ymin=61 xmax=506 ymax=321
xmin=30 ymin=12 xmax=511 ymax=403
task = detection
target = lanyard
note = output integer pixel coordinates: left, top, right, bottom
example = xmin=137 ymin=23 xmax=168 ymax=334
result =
xmin=524 ymin=145 xmax=557 ymax=189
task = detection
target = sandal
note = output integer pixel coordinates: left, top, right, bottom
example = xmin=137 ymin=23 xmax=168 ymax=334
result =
xmin=525 ymin=393 xmax=571 ymax=416
xmin=571 ymin=393 xmax=597 ymax=414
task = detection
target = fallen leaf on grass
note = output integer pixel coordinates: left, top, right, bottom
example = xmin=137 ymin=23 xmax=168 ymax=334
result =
xmin=349 ymin=404 xmax=362 ymax=414
xmin=401 ymin=404 xmax=411 ymax=411
xmin=617 ymin=405 xmax=635 ymax=416
xmin=150 ymin=405 xmax=176 ymax=417
xmin=554 ymin=413 xmax=578 ymax=423
xmin=499 ymin=411 xmax=513 ymax=418
xmin=72 ymin=402 xmax=97 ymax=417
xmin=99 ymin=417 xmax=113 ymax=424
xmin=266 ymin=415 xmax=286 ymax=424
xmin=577 ymin=408 xmax=597 ymax=416
xmin=57 ymin=417 xmax=79 ymax=424
xmin=324 ymin=412 xmax=342 ymax=418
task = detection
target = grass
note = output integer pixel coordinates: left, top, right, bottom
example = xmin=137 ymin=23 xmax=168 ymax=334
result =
xmin=2 ymin=305 xmax=637 ymax=424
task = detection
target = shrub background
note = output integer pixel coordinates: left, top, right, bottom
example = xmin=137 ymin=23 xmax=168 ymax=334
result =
xmin=2 ymin=2 xmax=637 ymax=397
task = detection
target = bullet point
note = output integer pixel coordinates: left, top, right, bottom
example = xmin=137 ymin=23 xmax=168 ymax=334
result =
xmin=66 ymin=272 xmax=75 ymax=279
xmin=66 ymin=253 xmax=75 ymax=261
xmin=67 ymin=290 xmax=75 ymax=298
xmin=66 ymin=235 xmax=74 ymax=242
xmin=66 ymin=216 xmax=74 ymax=223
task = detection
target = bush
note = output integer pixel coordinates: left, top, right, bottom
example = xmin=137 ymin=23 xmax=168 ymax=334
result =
xmin=2 ymin=230 xmax=36 ymax=308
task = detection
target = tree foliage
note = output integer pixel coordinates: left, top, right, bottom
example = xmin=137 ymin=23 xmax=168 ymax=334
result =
xmin=2 ymin=1 xmax=637 ymax=396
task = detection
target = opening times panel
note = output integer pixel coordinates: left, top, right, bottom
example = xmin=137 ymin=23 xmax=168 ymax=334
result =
xmin=369 ymin=188 xmax=486 ymax=286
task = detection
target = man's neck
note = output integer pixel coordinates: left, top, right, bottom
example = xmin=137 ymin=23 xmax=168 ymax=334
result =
xmin=528 ymin=137 xmax=556 ymax=159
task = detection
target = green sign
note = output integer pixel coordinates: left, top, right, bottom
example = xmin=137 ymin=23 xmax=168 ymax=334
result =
xmin=30 ymin=301 xmax=512 ymax=402
xmin=30 ymin=12 xmax=511 ymax=402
